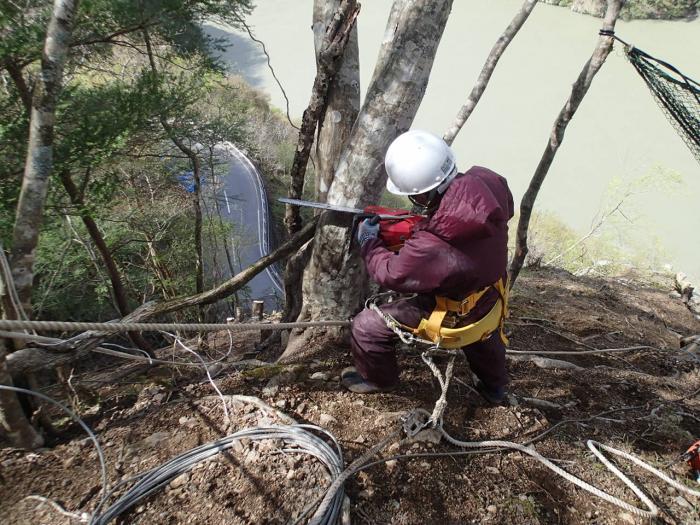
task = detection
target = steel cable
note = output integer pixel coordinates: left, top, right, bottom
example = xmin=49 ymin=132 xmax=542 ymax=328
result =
xmin=90 ymin=424 xmax=344 ymax=525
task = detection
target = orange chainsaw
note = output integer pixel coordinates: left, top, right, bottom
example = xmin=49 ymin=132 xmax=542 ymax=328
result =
xmin=279 ymin=198 xmax=423 ymax=251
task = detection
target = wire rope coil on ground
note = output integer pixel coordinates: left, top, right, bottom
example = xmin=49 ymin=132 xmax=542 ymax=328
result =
xmin=90 ymin=424 xmax=345 ymax=525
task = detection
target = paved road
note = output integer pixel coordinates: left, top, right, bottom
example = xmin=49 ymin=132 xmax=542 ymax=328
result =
xmin=208 ymin=142 xmax=283 ymax=311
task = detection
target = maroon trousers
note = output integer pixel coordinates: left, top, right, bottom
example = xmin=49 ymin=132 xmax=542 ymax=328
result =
xmin=350 ymin=296 xmax=508 ymax=389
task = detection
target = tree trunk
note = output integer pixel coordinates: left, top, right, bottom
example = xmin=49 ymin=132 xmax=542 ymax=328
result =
xmin=509 ymin=0 xmax=624 ymax=287
xmin=442 ymin=0 xmax=537 ymax=145
xmin=312 ymin=0 xmax=361 ymax=203
xmin=284 ymin=0 xmax=360 ymax=236
xmin=59 ymin=170 xmax=131 ymax=315
xmin=143 ymin=29 xmax=205 ymax=303
xmin=10 ymin=0 xmax=81 ymax=313
xmin=280 ymin=0 xmax=454 ymax=361
xmin=283 ymin=0 xmax=361 ymax=324
xmin=0 ymin=279 xmax=43 ymax=449
xmin=58 ymin=170 xmax=153 ymax=354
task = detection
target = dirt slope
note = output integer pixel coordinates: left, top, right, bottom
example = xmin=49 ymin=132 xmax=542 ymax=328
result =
xmin=1 ymin=267 xmax=699 ymax=524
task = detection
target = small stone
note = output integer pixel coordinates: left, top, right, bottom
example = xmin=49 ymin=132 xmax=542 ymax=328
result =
xmin=389 ymin=499 xmax=400 ymax=510
xmin=136 ymin=505 xmax=146 ymax=514
xmin=244 ymin=404 xmax=256 ymax=414
xmin=310 ymin=372 xmax=330 ymax=381
xmin=63 ymin=456 xmax=78 ymax=468
xmin=143 ymin=432 xmax=169 ymax=448
xmin=286 ymin=469 xmax=296 ymax=480
xmin=356 ymin=435 xmax=367 ymax=444
xmin=178 ymin=416 xmax=189 ymax=425
xmin=385 ymin=460 xmax=398 ymax=473
xmin=169 ymin=472 xmax=190 ymax=489
xmin=275 ymin=399 xmax=287 ymax=409
xmin=388 ymin=442 xmax=401 ymax=454
xmin=487 ymin=505 xmax=497 ymax=514
xmin=486 ymin=466 xmax=500 ymax=475
xmin=319 ymin=414 xmax=337 ymax=426
xmin=585 ymin=511 xmax=592 ymax=519
xmin=419 ymin=461 xmax=430 ymax=469
xmin=297 ymin=402 xmax=307 ymax=413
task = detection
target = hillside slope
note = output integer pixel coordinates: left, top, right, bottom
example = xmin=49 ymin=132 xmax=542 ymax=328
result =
xmin=1 ymin=267 xmax=699 ymax=524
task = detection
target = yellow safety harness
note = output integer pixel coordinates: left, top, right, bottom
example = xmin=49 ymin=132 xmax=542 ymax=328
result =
xmin=411 ymin=277 xmax=510 ymax=349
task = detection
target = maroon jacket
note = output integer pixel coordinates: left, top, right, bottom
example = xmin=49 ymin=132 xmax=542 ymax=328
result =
xmin=361 ymin=166 xmax=514 ymax=306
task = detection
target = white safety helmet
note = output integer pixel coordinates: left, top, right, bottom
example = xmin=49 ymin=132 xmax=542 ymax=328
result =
xmin=384 ymin=130 xmax=457 ymax=196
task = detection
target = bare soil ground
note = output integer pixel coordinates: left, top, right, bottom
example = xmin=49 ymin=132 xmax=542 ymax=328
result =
xmin=1 ymin=267 xmax=699 ymax=524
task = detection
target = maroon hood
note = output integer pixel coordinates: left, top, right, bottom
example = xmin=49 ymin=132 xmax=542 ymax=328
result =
xmin=362 ymin=166 xmax=514 ymax=299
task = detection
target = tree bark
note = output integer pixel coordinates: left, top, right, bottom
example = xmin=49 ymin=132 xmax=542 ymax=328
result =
xmin=284 ymin=0 xmax=360 ymax=236
xmin=10 ymin=0 xmax=81 ymax=313
xmin=509 ymin=0 xmax=623 ymax=287
xmin=442 ymin=0 xmax=538 ymax=145
xmin=0 ymin=282 xmax=43 ymax=449
xmin=281 ymin=0 xmax=454 ymax=360
xmin=283 ymin=0 xmax=361 ymax=324
xmin=312 ymin=0 xmax=361 ymax=203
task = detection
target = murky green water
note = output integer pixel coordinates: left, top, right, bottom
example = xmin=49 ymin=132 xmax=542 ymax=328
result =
xmin=206 ymin=0 xmax=700 ymax=280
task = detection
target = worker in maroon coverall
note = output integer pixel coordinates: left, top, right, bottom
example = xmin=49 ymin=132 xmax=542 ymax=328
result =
xmin=340 ymin=130 xmax=514 ymax=403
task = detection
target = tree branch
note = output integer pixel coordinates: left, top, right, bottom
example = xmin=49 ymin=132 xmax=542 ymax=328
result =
xmin=509 ymin=0 xmax=624 ymax=287
xmin=443 ymin=0 xmax=537 ymax=145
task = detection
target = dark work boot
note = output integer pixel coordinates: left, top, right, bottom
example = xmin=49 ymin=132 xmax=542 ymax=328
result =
xmin=475 ymin=379 xmax=506 ymax=405
xmin=340 ymin=367 xmax=397 ymax=394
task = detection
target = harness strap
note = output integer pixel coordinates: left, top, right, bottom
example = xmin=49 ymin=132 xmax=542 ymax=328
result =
xmin=412 ymin=277 xmax=510 ymax=349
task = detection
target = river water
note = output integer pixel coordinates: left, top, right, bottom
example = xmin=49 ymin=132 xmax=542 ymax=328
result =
xmin=205 ymin=1 xmax=700 ymax=281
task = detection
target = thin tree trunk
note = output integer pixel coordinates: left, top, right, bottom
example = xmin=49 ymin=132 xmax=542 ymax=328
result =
xmin=283 ymin=0 xmax=361 ymax=323
xmin=281 ymin=0 xmax=454 ymax=361
xmin=5 ymin=60 xmax=33 ymax=111
xmin=442 ymin=0 xmax=538 ymax=145
xmin=143 ymin=29 xmax=205 ymax=302
xmin=284 ymin=0 xmax=360 ymax=236
xmin=509 ymin=0 xmax=624 ymax=287
xmin=59 ymin=170 xmax=131 ymax=314
xmin=58 ymin=170 xmax=153 ymax=354
xmin=10 ymin=0 xmax=81 ymax=313
xmin=0 ymin=283 xmax=43 ymax=449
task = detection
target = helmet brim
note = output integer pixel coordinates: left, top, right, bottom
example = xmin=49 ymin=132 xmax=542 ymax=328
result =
xmin=386 ymin=177 xmax=414 ymax=196
xmin=386 ymin=174 xmax=450 ymax=196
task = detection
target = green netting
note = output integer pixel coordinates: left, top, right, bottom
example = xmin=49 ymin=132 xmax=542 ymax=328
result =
xmin=626 ymin=46 xmax=700 ymax=164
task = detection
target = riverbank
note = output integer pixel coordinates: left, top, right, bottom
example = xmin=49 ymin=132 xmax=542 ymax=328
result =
xmin=2 ymin=266 xmax=698 ymax=523
xmin=544 ymin=0 xmax=699 ymax=20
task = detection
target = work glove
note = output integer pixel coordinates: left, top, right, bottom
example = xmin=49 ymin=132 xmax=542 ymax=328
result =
xmin=357 ymin=217 xmax=380 ymax=247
